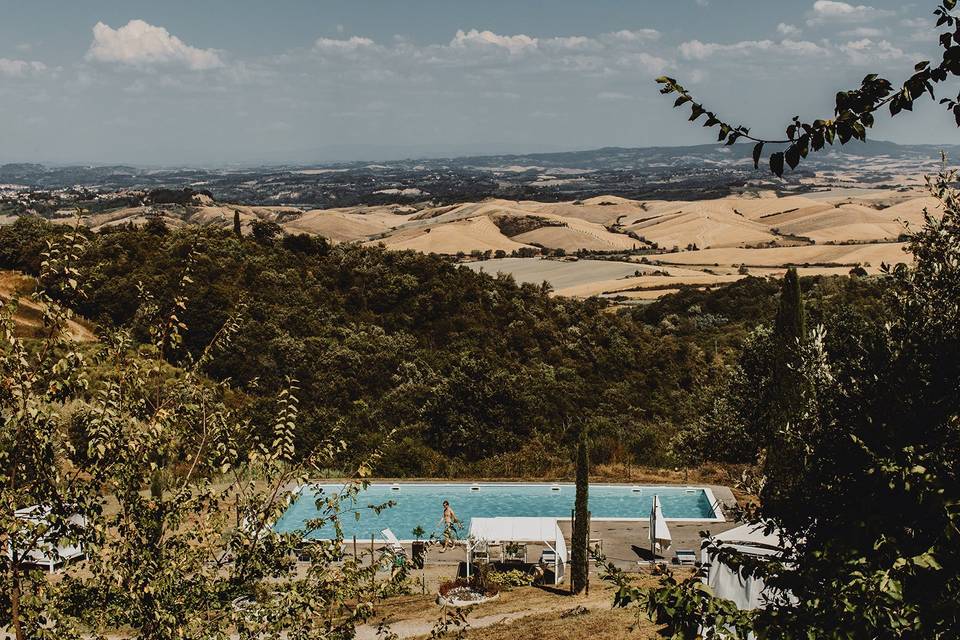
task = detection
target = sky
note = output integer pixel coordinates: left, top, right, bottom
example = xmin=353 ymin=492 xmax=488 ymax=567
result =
xmin=0 ymin=0 xmax=955 ymax=165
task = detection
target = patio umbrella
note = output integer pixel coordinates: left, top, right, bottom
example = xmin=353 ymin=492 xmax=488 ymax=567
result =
xmin=649 ymin=495 xmax=672 ymax=559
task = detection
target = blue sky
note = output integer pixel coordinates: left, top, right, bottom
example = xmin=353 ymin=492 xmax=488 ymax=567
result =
xmin=0 ymin=0 xmax=953 ymax=165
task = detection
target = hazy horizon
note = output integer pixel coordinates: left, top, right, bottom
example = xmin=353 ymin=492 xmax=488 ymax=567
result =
xmin=4 ymin=138 xmax=959 ymax=171
xmin=1 ymin=0 xmax=955 ymax=165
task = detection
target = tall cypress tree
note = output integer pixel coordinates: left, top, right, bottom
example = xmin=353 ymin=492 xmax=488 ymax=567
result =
xmin=774 ymin=267 xmax=806 ymax=349
xmin=764 ymin=267 xmax=809 ymax=506
xmin=772 ymin=267 xmax=807 ymax=415
xmin=571 ymin=428 xmax=589 ymax=594
xmin=233 ymin=210 xmax=242 ymax=237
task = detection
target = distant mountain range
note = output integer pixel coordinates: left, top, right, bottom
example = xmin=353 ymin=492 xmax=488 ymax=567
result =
xmin=1 ymin=140 xmax=951 ymax=207
xmin=1 ymin=140 xmax=956 ymax=185
xmin=445 ymin=140 xmax=960 ymax=170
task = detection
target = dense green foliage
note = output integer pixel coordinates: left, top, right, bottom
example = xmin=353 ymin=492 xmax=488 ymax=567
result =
xmin=609 ymin=176 xmax=960 ymax=638
xmin=0 ymin=217 xmax=727 ymax=476
xmin=1 ymin=231 xmax=406 ymax=640
xmin=146 ymin=187 xmax=212 ymax=205
xmin=612 ymin=12 xmax=960 ymax=630
xmin=0 ymin=217 xmax=896 ymax=478
xmin=764 ymin=268 xmax=809 ymax=507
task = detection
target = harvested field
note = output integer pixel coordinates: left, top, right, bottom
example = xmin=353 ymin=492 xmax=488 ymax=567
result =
xmin=649 ymin=243 xmax=911 ymax=271
xmin=372 ymin=217 xmax=532 ymax=254
xmin=464 ymin=258 xmax=686 ymax=294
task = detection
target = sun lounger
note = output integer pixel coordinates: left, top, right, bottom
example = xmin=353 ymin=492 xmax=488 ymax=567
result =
xmin=675 ymin=549 xmax=697 ymax=566
xmin=380 ymin=529 xmax=408 ymax=564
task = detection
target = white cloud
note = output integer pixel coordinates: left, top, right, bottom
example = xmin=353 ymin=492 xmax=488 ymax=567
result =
xmin=314 ymin=36 xmax=376 ymax=52
xmin=777 ymin=23 xmax=801 ymax=37
xmin=901 ymin=17 xmax=929 ymax=29
xmin=807 ymin=1 xmax=894 ymax=26
xmin=542 ymin=35 xmax=598 ymax=51
xmin=616 ymin=52 xmax=669 ymax=74
xmin=780 ymin=39 xmax=831 ymax=56
xmin=87 ymin=19 xmax=223 ymax=70
xmin=838 ymin=26 xmax=885 ymax=37
xmin=839 ymin=38 xmax=908 ymax=64
xmin=0 ymin=58 xmax=47 ymax=77
xmin=680 ymin=39 xmax=774 ymax=59
xmin=450 ymin=29 xmax=539 ymax=54
xmin=900 ymin=17 xmax=932 ymax=41
xmin=605 ymin=29 xmax=661 ymax=43
xmin=679 ymin=39 xmax=733 ymax=59
xmin=680 ymin=37 xmax=829 ymax=60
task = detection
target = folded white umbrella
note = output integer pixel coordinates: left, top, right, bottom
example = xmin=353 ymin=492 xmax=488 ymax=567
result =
xmin=649 ymin=495 xmax=672 ymax=557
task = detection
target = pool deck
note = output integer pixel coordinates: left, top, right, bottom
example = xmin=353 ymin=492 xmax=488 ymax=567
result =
xmin=340 ymin=517 xmax=739 ymax=574
xmin=334 ymin=484 xmax=739 ymax=573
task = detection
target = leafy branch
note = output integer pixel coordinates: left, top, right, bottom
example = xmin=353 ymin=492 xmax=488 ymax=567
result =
xmin=656 ymin=0 xmax=960 ymax=177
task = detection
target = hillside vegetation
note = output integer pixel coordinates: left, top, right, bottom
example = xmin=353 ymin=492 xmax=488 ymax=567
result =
xmin=0 ymin=216 xmax=891 ymax=477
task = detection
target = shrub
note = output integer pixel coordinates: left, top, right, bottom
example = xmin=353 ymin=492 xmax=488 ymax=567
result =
xmin=488 ymin=569 xmax=534 ymax=589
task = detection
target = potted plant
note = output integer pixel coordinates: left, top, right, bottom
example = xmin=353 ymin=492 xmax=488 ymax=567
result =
xmin=504 ymin=541 xmax=526 ymax=563
xmin=411 ymin=525 xmax=427 ymax=569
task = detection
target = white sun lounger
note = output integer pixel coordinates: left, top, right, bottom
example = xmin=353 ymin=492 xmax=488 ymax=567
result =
xmin=380 ymin=529 xmax=407 ymax=558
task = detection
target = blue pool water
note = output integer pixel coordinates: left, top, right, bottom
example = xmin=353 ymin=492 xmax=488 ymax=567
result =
xmin=273 ymin=483 xmax=721 ymax=541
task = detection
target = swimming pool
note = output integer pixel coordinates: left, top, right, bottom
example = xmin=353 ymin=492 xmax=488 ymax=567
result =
xmin=273 ymin=483 xmax=724 ymax=541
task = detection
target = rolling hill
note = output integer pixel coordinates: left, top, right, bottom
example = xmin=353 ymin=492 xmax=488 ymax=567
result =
xmin=1 ymin=183 xmax=935 ymax=300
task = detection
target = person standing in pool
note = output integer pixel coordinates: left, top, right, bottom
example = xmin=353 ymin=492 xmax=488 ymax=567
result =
xmin=439 ymin=500 xmax=461 ymax=550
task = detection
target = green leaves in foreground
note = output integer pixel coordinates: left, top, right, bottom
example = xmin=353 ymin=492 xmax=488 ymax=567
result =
xmin=0 ymin=224 xmax=406 ymax=639
xmin=613 ymin=167 xmax=960 ymax=638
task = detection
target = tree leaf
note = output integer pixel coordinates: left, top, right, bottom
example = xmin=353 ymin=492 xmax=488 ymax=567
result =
xmin=752 ymin=142 xmax=764 ymax=169
xmin=785 ymin=144 xmax=801 ymax=170
xmin=770 ymin=152 xmax=785 ymax=178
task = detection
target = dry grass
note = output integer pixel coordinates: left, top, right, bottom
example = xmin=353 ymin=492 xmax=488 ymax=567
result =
xmin=363 ymin=462 xmax=749 ymax=492
xmin=369 ymin=574 xmax=674 ymax=640
xmin=454 ymin=606 xmax=660 ymax=640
